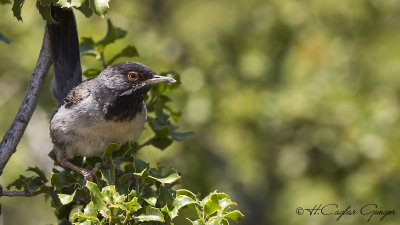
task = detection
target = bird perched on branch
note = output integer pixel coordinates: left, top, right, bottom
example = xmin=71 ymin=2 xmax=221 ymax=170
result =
xmin=47 ymin=7 xmax=175 ymax=181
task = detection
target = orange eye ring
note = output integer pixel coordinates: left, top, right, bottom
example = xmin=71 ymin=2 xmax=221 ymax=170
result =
xmin=128 ymin=72 xmax=139 ymax=82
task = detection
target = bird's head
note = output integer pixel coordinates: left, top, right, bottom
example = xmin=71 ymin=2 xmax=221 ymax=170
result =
xmin=99 ymin=61 xmax=175 ymax=121
xmin=99 ymin=61 xmax=175 ymax=98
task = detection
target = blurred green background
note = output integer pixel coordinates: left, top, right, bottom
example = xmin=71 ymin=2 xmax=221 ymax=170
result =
xmin=1 ymin=0 xmax=400 ymax=224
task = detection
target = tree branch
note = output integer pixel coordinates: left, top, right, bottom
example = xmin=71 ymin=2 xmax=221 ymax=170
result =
xmin=0 ymin=27 xmax=53 ymax=175
xmin=0 ymin=187 xmax=50 ymax=197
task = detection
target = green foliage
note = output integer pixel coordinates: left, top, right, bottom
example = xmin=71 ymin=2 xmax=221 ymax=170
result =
xmin=3 ymin=18 xmax=242 ymax=224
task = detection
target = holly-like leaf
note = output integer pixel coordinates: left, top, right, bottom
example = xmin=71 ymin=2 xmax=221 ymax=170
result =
xmin=170 ymin=195 xmax=197 ymax=219
xmin=202 ymin=192 xmax=222 ymax=217
xmin=72 ymin=209 xmax=99 ymax=223
xmin=51 ymin=172 xmax=75 ymax=190
xmin=158 ymin=186 xmax=174 ymax=207
xmin=26 ymin=166 xmax=48 ymax=183
xmin=123 ymin=197 xmax=141 ymax=212
xmin=12 ymin=0 xmax=25 ymax=21
xmin=57 ymin=0 xmax=85 ymax=8
xmin=89 ymin=0 xmax=109 ymax=16
xmin=96 ymin=19 xmax=126 ymax=50
xmin=223 ymin=210 xmax=244 ymax=222
xmin=149 ymin=169 xmax=180 ymax=185
xmin=100 ymin=161 xmax=116 ymax=185
xmin=58 ymin=190 xmax=76 ymax=205
xmin=104 ymin=143 xmax=119 ymax=158
xmin=151 ymin=136 xmax=173 ymax=150
xmin=135 ymin=206 xmax=165 ymax=222
xmin=0 ymin=33 xmax=12 ymax=44
xmin=86 ymin=182 xmax=107 ymax=211
xmin=171 ymin=131 xmax=194 ymax=141
xmin=108 ymin=45 xmax=139 ymax=64
xmin=187 ymin=219 xmax=206 ymax=225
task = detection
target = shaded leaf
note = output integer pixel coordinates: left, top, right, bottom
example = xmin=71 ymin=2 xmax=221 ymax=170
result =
xmin=26 ymin=166 xmax=48 ymax=183
xmin=171 ymin=131 xmax=194 ymax=141
xmin=51 ymin=173 xmax=75 ymax=190
xmin=149 ymin=169 xmax=180 ymax=185
xmin=95 ymin=19 xmax=126 ymax=50
xmin=79 ymin=37 xmax=99 ymax=57
xmin=76 ymin=0 xmax=93 ymax=17
xmin=12 ymin=0 xmax=25 ymax=21
xmin=108 ymin=45 xmax=139 ymax=64
xmin=0 ymin=0 xmax=11 ymax=4
xmin=100 ymin=161 xmax=116 ymax=185
xmin=151 ymin=136 xmax=173 ymax=150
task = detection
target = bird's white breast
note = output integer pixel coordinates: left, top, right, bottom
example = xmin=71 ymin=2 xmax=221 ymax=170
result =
xmin=50 ymin=95 xmax=147 ymax=157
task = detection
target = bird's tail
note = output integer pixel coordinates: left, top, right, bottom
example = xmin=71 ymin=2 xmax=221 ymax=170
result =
xmin=47 ymin=6 xmax=82 ymax=107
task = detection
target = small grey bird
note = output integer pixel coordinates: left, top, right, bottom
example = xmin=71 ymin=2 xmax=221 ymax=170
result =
xmin=49 ymin=61 xmax=175 ymax=179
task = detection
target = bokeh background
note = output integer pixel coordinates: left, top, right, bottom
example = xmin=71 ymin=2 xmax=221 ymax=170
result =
xmin=1 ymin=0 xmax=400 ymax=224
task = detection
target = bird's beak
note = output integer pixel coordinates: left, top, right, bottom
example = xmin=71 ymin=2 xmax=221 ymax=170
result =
xmin=141 ymin=75 xmax=176 ymax=86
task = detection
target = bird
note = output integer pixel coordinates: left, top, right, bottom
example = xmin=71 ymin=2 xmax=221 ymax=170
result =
xmin=50 ymin=62 xmax=175 ymax=180
xmin=47 ymin=7 xmax=175 ymax=181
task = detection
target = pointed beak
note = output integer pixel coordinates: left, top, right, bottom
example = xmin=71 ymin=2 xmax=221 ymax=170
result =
xmin=141 ymin=75 xmax=176 ymax=86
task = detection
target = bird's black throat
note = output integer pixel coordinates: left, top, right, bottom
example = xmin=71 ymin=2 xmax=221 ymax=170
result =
xmin=104 ymin=86 xmax=150 ymax=122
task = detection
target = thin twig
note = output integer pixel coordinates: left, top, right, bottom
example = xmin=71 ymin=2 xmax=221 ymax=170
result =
xmin=99 ymin=51 xmax=107 ymax=69
xmin=0 ymin=27 xmax=53 ymax=175
xmin=1 ymin=187 xmax=51 ymax=197
xmin=131 ymin=137 xmax=156 ymax=154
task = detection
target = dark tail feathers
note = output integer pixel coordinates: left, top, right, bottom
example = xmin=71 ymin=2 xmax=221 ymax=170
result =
xmin=47 ymin=7 xmax=82 ymax=107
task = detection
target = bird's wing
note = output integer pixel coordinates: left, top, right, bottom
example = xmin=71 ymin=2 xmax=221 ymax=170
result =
xmin=63 ymin=79 xmax=92 ymax=105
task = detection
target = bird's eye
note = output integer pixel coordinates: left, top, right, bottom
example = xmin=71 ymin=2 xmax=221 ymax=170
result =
xmin=128 ymin=72 xmax=139 ymax=82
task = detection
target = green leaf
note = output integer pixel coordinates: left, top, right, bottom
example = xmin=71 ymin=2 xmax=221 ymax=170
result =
xmin=176 ymin=189 xmax=197 ymax=201
xmin=151 ymin=136 xmax=173 ymax=150
xmin=158 ymin=186 xmax=174 ymax=207
xmin=170 ymin=131 xmax=194 ymax=141
xmin=134 ymin=158 xmax=149 ymax=174
xmin=104 ymin=143 xmax=118 ymax=158
xmin=112 ymin=142 xmax=132 ymax=158
xmin=170 ymin=195 xmax=197 ymax=219
xmin=95 ymin=19 xmax=126 ymax=50
xmin=207 ymin=217 xmax=229 ymax=225
xmin=187 ymin=219 xmax=206 ymax=225
xmin=202 ymin=192 xmax=222 ymax=217
xmin=12 ymin=0 xmax=25 ymax=21
xmin=89 ymin=0 xmax=109 ymax=16
xmin=108 ymin=45 xmax=139 ymax=64
xmin=79 ymin=37 xmax=99 ymax=57
xmin=86 ymin=181 xmax=107 ymax=211
xmin=76 ymin=0 xmax=93 ymax=17
xmin=39 ymin=0 xmax=57 ymax=5
xmin=7 ymin=175 xmax=27 ymax=190
xmin=149 ymin=169 xmax=180 ymax=185
xmin=72 ymin=209 xmax=99 ymax=223
xmin=51 ymin=172 xmax=75 ymax=190
xmin=58 ymin=190 xmax=76 ymax=205
xmin=135 ymin=206 xmax=165 ymax=222
xmin=223 ymin=210 xmax=244 ymax=222
xmin=123 ymin=197 xmax=141 ymax=212
xmin=0 ymin=33 xmax=12 ymax=44
xmin=100 ymin=161 xmax=116 ymax=185
xmin=84 ymin=201 xmax=98 ymax=218
xmin=57 ymin=0 xmax=85 ymax=8
xmin=83 ymin=68 xmax=101 ymax=78
xmin=27 ymin=176 xmax=44 ymax=192
xmin=141 ymin=188 xmax=157 ymax=206
xmin=26 ymin=166 xmax=48 ymax=183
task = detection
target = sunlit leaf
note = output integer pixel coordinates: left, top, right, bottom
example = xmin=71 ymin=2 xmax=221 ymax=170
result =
xmin=223 ymin=210 xmax=244 ymax=222
xmin=58 ymin=190 xmax=76 ymax=205
xmin=104 ymin=143 xmax=119 ymax=158
xmin=57 ymin=0 xmax=85 ymax=8
xmin=83 ymin=68 xmax=101 ymax=78
xmin=89 ymin=0 xmax=109 ymax=16
xmin=86 ymin=181 xmax=107 ymax=211
xmin=135 ymin=206 xmax=165 ymax=222
xmin=170 ymin=195 xmax=197 ymax=219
